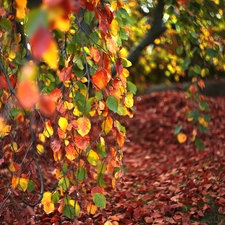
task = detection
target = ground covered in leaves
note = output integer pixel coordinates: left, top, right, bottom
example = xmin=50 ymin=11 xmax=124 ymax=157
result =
xmin=2 ymin=91 xmax=225 ymax=225
xmin=88 ymin=91 xmax=225 ymax=225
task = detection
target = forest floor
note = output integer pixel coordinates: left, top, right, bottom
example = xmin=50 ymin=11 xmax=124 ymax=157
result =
xmin=2 ymin=90 xmax=225 ymax=225
xmin=84 ymin=91 xmax=225 ymax=225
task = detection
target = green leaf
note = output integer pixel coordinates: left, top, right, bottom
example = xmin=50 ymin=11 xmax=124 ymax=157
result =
xmin=174 ymin=125 xmax=182 ymax=135
xmin=127 ymin=81 xmax=137 ymax=94
xmin=63 ymin=204 xmax=75 ymax=219
xmin=84 ymin=11 xmax=95 ymax=25
xmin=0 ymin=18 xmax=12 ymax=32
xmin=76 ymin=168 xmax=87 ymax=182
xmin=199 ymin=100 xmax=209 ymax=112
xmin=106 ymin=96 xmax=118 ymax=113
xmin=10 ymin=108 xmax=19 ymax=119
xmin=58 ymin=177 xmax=70 ymax=191
xmin=62 ymin=163 xmax=68 ymax=174
xmin=25 ymin=8 xmax=48 ymax=37
xmin=195 ymin=138 xmax=205 ymax=151
xmin=93 ymin=193 xmax=106 ymax=209
xmin=27 ymin=180 xmax=35 ymax=192
xmin=97 ymin=173 xmax=106 ymax=188
xmin=52 ymin=191 xmax=60 ymax=203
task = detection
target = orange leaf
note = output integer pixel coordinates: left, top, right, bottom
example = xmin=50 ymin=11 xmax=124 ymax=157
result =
xmin=12 ymin=176 xmax=19 ymax=189
xmin=15 ymin=0 xmax=27 ymax=19
xmin=90 ymin=47 xmax=101 ymax=64
xmin=39 ymin=94 xmax=56 ymax=117
xmin=17 ymin=81 xmax=39 ymax=109
xmin=65 ymin=144 xmax=77 ymax=161
xmin=91 ymin=69 xmax=110 ymax=90
xmin=87 ymin=203 xmax=97 ymax=215
xmin=117 ymin=131 xmax=125 ymax=147
xmin=58 ymin=66 xmax=73 ymax=82
xmin=177 ymin=133 xmax=187 ymax=143
xmin=77 ymin=117 xmax=91 ymax=137
xmin=102 ymin=116 xmax=113 ymax=135
xmin=75 ymin=134 xmax=90 ymax=150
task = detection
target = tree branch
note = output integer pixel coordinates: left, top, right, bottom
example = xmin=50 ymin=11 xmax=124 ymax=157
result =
xmin=127 ymin=0 xmax=166 ymax=65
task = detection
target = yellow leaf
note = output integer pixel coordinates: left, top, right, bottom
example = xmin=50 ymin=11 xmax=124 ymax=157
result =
xmin=87 ymin=203 xmax=98 ymax=215
xmin=18 ymin=176 xmax=29 ymax=192
xmin=36 ymin=144 xmax=45 ymax=155
xmin=43 ymin=202 xmax=55 ymax=214
xmin=15 ymin=0 xmax=27 ymax=19
xmin=73 ymin=106 xmax=82 ymax=116
xmin=77 ymin=117 xmax=91 ymax=137
xmin=11 ymin=142 xmax=18 ymax=152
xmin=43 ymin=121 xmax=54 ymax=138
xmin=87 ymin=150 xmax=99 ymax=166
xmin=1 ymin=125 xmax=11 ymax=137
xmin=58 ymin=117 xmax=68 ymax=132
xmin=104 ymin=221 xmax=113 ymax=225
xmin=42 ymin=39 xmax=58 ymax=70
xmin=124 ymin=92 xmax=134 ymax=108
xmin=102 ymin=116 xmax=113 ymax=135
xmin=42 ymin=192 xmax=52 ymax=204
xmin=177 ymin=133 xmax=187 ymax=143
xmin=39 ymin=133 xmax=46 ymax=142
xmin=110 ymin=19 xmax=118 ymax=36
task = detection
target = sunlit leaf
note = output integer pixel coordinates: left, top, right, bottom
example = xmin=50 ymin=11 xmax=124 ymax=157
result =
xmin=117 ymin=131 xmax=125 ymax=147
xmin=15 ymin=0 xmax=27 ymax=19
xmin=101 ymin=116 xmax=113 ymax=135
xmin=17 ymin=81 xmax=39 ymax=110
xmin=17 ymin=176 xmax=29 ymax=192
xmin=124 ymin=92 xmax=134 ymax=108
xmin=43 ymin=120 xmax=54 ymax=137
xmin=87 ymin=150 xmax=99 ymax=166
xmin=58 ymin=117 xmax=68 ymax=132
xmin=92 ymin=69 xmax=110 ymax=90
xmin=77 ymin=117 xmax=91 ymax=137
xmin=87 ymin=203 xmax=97 ymax=215
xmin=43 ymin=202 xmax=55 ymax=214
xmin=36 ymin=144 xmax=45 ymax=154
xmin=177 ymin=133 xmax=187 ymax=143
xmin=93 ymin=193 xmax=106 ymax=209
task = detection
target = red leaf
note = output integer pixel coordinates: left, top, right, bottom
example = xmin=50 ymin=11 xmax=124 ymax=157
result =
xmin=30 ymin=27 xmax=52 ymax=60
xmin=74 ymin=134 xmax=90 ymax=150
xmin=0 ymin=75 xmax=16 ymax=89
xmin=58 ymin=66 xmax=73 ymax=82
xmin=38 ymin=94 xmax=56 ymax=117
